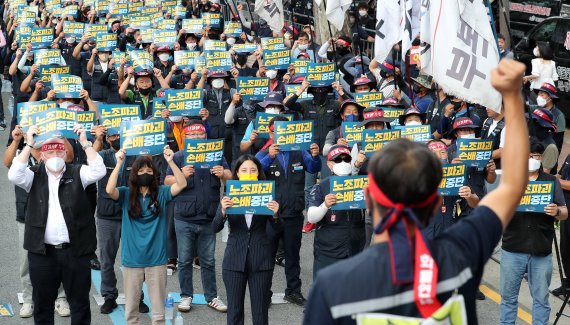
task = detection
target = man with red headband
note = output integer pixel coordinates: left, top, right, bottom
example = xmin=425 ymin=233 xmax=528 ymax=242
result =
xmin=303 ymin=59 xmax=530 ymax=324
xmin=7 ymin=124 xmax=106 ymax=324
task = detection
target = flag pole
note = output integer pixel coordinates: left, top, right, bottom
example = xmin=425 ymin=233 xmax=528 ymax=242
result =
xmin=486 ymin=0 xmax=501 ymax=58
xmin=351 ymin=0 xmax=366 ymax=74
xmin=322 ymin=0 xmax=338 ymax=65
xmin=245 ymin=0 xmax=258 ymax=37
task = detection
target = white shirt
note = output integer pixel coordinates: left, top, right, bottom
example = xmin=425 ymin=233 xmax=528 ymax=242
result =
xmin=530 ymin=59 xmax=558 ymax=90
xmin=7 ymin=155 xmax=106 ymax=245
xmin=245 ymin=213 xmax=253 ymax=229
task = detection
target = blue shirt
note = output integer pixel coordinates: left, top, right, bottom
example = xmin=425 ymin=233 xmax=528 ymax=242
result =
xmin=256 ymin=150 xmax=321 ymax=176
xmin=118 ymin=185 xmax=173 ymax=267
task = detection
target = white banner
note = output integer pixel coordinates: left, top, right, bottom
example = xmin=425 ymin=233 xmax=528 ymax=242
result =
xmin=420 ymin=0 xmax=502 ymax=112
xmin=400 ymin=0 xmax=421 ymax=61
xmin=254 ymin=0 xmax=284 ymax=34
xmin=373 ymin=0 xmax=401 ymax=64
xmin=325 ymin=0 xmax=352 ymax=31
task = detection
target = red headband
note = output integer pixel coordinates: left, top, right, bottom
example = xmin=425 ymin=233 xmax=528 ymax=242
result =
xmin=363 ymin=110 xmax=384 ymax=120
xmin=453 ymin=118 xmax=474 ymax=129
xmin=183 ymin=124 xmax=206 ymax=134
xmin=533 ymin=109 xmax=554 ymax=124
xmin=428 ymin=141 xmax=447 ymax=151
xmin=42 ymin=143 xmax=65 ymax=152
xmin=327 ymin=147 xmax=351 ymax=161
xmin=382 ymin=61 xmax=394 ymax=70
xmin=541 ymin=82 xmax=557 ymax=93
xmin=335 ymin=39 xmax=351 ymax=48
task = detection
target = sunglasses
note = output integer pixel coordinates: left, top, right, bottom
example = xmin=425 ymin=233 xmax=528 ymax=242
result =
xmin=333 ymin=156 xmax=351 ymax=163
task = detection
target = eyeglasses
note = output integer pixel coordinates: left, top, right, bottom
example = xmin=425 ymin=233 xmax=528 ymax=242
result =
xmin=333 ymin=156 xmax=351 ymax=163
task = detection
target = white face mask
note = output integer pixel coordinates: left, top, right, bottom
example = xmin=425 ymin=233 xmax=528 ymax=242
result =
xmin=246 ymin=35 xmax=255 ymax=42
xmin=158 ymin=53 xmax=170 ymax=61
xmin=359 ymin=10 xmax=367 ymax=17
xmin=211 ymin=78 xmax=225 ymax=89
xmin=226 ymin=38 xmax=236 ymax=45
xmin=405 ymin=120 xmax=422 ymax=126
xmin=332 ymin=162 xmax=352 ymax=176
xmin=59 ymin=101 xmax=73 ymax=109
xmin=45 ymin=157 xmax=65 ymax=173
xmin=66 ymin=37 xmax=76 ymax=44
xmin=536 ymin=96 xmax=549 ymax=107
xmin=129 ymin=78 xmax=135 ymax=86
xmin=186 ymin=42 xmax=197 ymax=50
xmin=284 ymin=32 xmax=291 ymax=39
xmin=298 ymin=44 xmax=309 ymax=51
xmin=266 ymin=70 xmax=278 ymax=79
xmin=307 ymin=34 xmax=312 ymax=41
xmin=98 ymin=53 xmax=109 ymax=62
xmin=182 ymin=68 xmax=192 ymax=74
xmin=459 ymin=133 xmax=476 ymax=139
xmin=533 ymin=47 xmax=540 ymax=57
xmin=265 ymin=107 xmax=281 ymax=115
xmin=529 ymin=158 xmax=541 ymax=172
xmin=169 ymin=116 xmax=183 ymax=122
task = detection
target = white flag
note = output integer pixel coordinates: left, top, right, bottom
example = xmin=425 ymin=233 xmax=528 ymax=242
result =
xmin=373 ymin=0 xmax=401 ymax=64
xmin=254 ymin=0 xmax=284 ymax=34
xmin=420 ymin=0 xmax=502 ymax=112
xmin=325 ymin=0 xmax=352 ymax=31
xmin=400 ymin=0 xmax=421 ymax=61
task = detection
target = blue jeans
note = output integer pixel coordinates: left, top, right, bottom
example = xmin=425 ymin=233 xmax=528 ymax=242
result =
xmin=174 ymin=219 xmax=218 ymax=302
xmin=499 ymin=249 xmax=552 ymax=325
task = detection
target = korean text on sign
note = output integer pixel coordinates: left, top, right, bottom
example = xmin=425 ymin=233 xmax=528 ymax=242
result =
xmin=438 ymin=163 xmax=466 ymax=196
xmin=354 ymin=92 xmax=383 ymax=108
xmin=237 ymin=77 xmax=270 ymax=101
xmin=456 ymin=138 xmax=493 ymax=168
xmin=517 ymin=181 xmax=554 ymax=212
xmin=226 ymin=180 xmax=275 ymax=216
xmin=341 ymin=122 xmax=364 ymax=147
xmin=17 ymin=101 xmax=57 ymax=128
xmin=330 ymin=176 xmax=369 ymax=210
xmin=120 ymin=120 xmax=167 ymax=156
xmin=184 ymin=139 xmax=224 ymax=169
xmin=361 ymin=129 xmax=401 ymax=157
xmin=164 ymin=89 xmax=203 ymax=117
xmin=51 ymin=74 xmax=83 ymax=98
xmin=255 ymin=113 xmax=293 ymax=139
xmin=99 ymin=104 xmax=141 ymax=134
xmin=306 ymin=63 xmax=336 ymax=87
xmin=274 ymin=120 xmax=314 ymax=151
xmin=27 ymin=108 xmax=77 ymax=142
xmin=399 ymin=125 xmax=432 ymax=143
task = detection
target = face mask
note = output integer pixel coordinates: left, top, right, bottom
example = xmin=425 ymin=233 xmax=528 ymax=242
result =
xmin=45 ymin=157 xmax=65 ymax=173
xmin=236 ymin=55 xmax=248 ymax=66
xmin=534 ymin=125 xmax=550 ymax=140
xmin=413 ymin=85 xmax=421 ymax=93
xmin=307 ymin=34 xmax=312 ymax=41
xmin=238 ymin=173 xmax=258 ymax=181
xmin=226 ymin=38 xmax=236 ymax=45
xmin=169 ymin=116 xmax=183 ymax=122
xmin=451 ymin=101 xmax=462 ymax=111
xmin=66 ymin=37 xmax=76 ymax=44
xmin=313 ymin=92 xmax=328 ymax=105
xmin=459 ymin=133 xmax=476 ymax=139
xmin=345 ymin=114 xmax=357 ymax=122
xmin=139 ymin=87 xmax=152 ymax=95
xmin=246 ymin=35 xmax=255 ymax=42
xmin=126 ymin=34 xmax=135 ymax=42
xmin=158 ymin=53 xmax=170 ymax=61
xmin=111 ymin=139 xmax=120 ymax=151
xmin=186 ymin=42 xmax=197 ymax=50
xmin=137 ymin=173 xmax=154 ymax=186
xmin=129 ymin=78 xmax=135 ymax=86
xmin=265 ymin=107 xmax=281 ymax=115
xmin=359 ymin=10 xmax=367 ymax=17
xmin=349 ymin=17 xmax=356 ymax=24
xmin=52 ymin=19 xmax=58 ymax=25
xmin=98 ymin=53 xmax=109 ymax=62
xmin=533 ymin=47 xmax=540 ymax=57
xmin=536 ymin=96 xmax=549 ymax=107
xmin=284 ymin=32 xmax=291 ymax=39
xmin=405 ymin=120 xmax=422 ymax=126
xmin=298 ymin=44 xmax=309 ymax=51
xmin=266 ymin=70 xmax=278 ymax=79
xmin=528 ymin=158 xmax=541 ymax=172
xmin=332 ymin=162 xmax=352 ymax=176
xmin=59 ymin=101 xmax=73 ymax=109
xmin=211 ymin=78 xmax=225 ymax=89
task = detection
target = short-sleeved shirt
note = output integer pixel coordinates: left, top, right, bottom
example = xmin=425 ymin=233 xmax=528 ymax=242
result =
xmin=303 ymin=205 xmax=503 ymax=325
xmin=118 ymin=185 xmax=173 ymax=267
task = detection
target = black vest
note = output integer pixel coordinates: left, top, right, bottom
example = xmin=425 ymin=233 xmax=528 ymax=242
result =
xmin=263 ymin=150 xmax=307 ymax=217
xmin=60 ymin=43 xmax=82 ymax=76
xmin=480 ymin=118 xmax=504 ymax=169
xmin=78 ymin=54 xmax=93 ymax=92
xmin=14 ymin=155 xmax=39 ymax=223
xmin=313 ymin=178 xmax=366 ymax=259
xmin=205 ymin=89 xmax=232 ymax=139
xmin=300 ymin=99 xmax=340 ymax=152
xmin=90 ymin=59 xmax=108 ymax=101
xmin=24 ymin=164 xmax=96 ymax=256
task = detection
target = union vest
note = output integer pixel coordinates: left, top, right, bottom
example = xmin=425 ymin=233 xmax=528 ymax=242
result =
xmin=480 ymin=117 xmax=504 ymax=169
xmin=299 ymin=99 xmax=340 ymax=152
xmin=204 ymin=89 xmax=232 ymax=139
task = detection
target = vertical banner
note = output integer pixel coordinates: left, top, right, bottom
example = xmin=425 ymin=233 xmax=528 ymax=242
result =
xmin=456 ymin=138 xmax=493 ymax=168
xmin=255 ymin=113 xmax=293 ymax=138
xmin=164 ymin=89 xmax=203 ymax=116
xmin=99 ymin=104 xmax=141 ymax=134
xmin=341 ymin=122 xmax=364 ymax=147
xmin=274 ymin=120 xmax=314 ymax=151
xmin=330 ymin=175 xmax=369 ymax=210
xmin=237 ymin=77 xmax=270 ymax=101
xmin=517 ymin=181 xmax=554 ymax=212
xmin=51 ymin=74 xmax=83 ymax=98
xmin=120 ymin=120 xmax=167 ymax=156
xmin=183 ymin=139 xmax=224 ymax=168
xmin=226 ymin=180 xmax=275 ymax=215
xmin=361 ymin=129 xmax=401 ymax=157
xmin=306 ymin=63 xmax=336 ymax=86
xmin=438 ymin=163 xmax=466 ymax=196
xmin=354 ymin=92 xmax=384 ymax=108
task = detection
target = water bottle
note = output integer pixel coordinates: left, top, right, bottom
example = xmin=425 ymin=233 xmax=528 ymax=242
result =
xmin=165 ymin=294 xmax=174 ymax=320
xmin=175 ymin=312 xmax=184 ymax=325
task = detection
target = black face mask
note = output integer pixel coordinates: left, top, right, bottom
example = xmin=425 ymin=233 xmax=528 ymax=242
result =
xmin=236 ymin=55 xmax=248 ymax=66
xmin=126 ymin=34 xmax=135 ymax=42
xmin=208 ymin=33 xmax=220 ymax=40
xmin=139 ymin=87 xmax=152 ymax=95
xmin=450 ymin=101 xmax=462 ymax=111
xmin=380 ymin=70 xmax=391 ymax=79
xmin=111 ymin=138 xmax=120 ymax=151
xmin=534 ymin=124 xmax=551 ymax=140
xmin=413 ymin=84 xmax=421 ymax=94
xmin=137 ymin=173 xmax=154 ymax=187
xmin=313 ymin=92 xmax=328 ymax=105
xmin=337 ymin=47 xmax=350 ymax=56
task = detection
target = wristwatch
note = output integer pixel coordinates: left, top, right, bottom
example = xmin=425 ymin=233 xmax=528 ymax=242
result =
xmin=81 ymin=141 xmax=93 ymax=150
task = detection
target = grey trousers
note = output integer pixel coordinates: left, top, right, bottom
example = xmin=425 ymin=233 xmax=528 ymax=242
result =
xmin=96 ymin=218 xmax=122 ymax=300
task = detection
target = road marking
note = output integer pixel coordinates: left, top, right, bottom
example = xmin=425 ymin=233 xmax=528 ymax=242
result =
xmin=479 ymin=284 xmax=532 ymax=324
xmin=91 ymin=270 xmax=127 ymax=325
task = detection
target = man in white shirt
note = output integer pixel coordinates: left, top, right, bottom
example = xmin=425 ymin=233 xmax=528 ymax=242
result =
xmin=7 ymin=124 xmax=106 ymax=324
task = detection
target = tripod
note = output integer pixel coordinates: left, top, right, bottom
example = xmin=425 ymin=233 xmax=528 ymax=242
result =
xmin=553 ymin=231 xmax=569 ymax=325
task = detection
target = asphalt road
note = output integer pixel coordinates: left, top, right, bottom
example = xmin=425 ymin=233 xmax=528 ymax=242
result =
xmin=0 ymin=89 xmax=568 ymax=324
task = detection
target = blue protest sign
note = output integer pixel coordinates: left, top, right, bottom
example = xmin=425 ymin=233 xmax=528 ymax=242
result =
xmin=120 ymin=120 xmax=167 ymax=156
xmin=17 ymin=101 xmax=57 ymax=128
xmin=341 ymin=122 xmax=364 ymax=147
xmin=203 ymin=40 xmax=226 ymax=52
xmin=354 ymin=92 xmax=384 ymax=108
xmin=34 ymin=49 xmax=62 ymax=66
xmin=202 ymin=12 xmax=222 ymax=29
xmin=130 ymin=50 xmax=154 ymax=72
xmin=398 ymin=125 xmax=432 ymax=143
xmin=96 ymin=32 xmax=118 ymax=52
xmin=181 ymin=19 xmax=204 ymax=34
xmin=223 ymin=21 xmax=242 ymax=37
xmin=255 ymin=113 xmax=293 ymax=139
xmin=174 ymin=50 xmax=200 ymax=70
xmin=153 ymin=30 xmax=178 ymax=48
xmin=456 ymin=138 xmax=493 ymax=169
xmin=261 ymin=37 xmax=285 ymax=50
xmin=99 ymin=104 xmax=141 ymax=134
xmin=63 ymin=21 xmax=85 ymax=38
xmin=517 ymin=181 xmax=554 ymax=212
xmin=262 ymin=49 xmax=291 ymax=70
xmin=438 ymin=164 xmax=466 ymax=196
xmin=38 ymin=65 xmax=70 ymax=87
xmin=237 ymin=77 xmax=270 ymax=101
xmin=51 ymin=74 xmax=83 ymax=98
xmin=77 ymin=111 xmax=97 ymax=141
xmin=361 ymin=129 xmax=401 ymax=158
xmin=205 ymin=51 xmax=232 ymax=71
xmin=30 ymin=28 xmax=54 ymax=49
xmin=25 ymin=108 xmax=77 ymax=142
xmin=184 ymin=139 xmax=224 ymax=169
xmin=292 ymin=58 xmax=310 ymax=76
xmin=164 ymin=89 xmax=203 ymax=116
xmin=226 ymin=180 xmax=275 ymax=215
xmin=285 ymin=85 xmax=313 ymax=101
xmin=112 ymin=51 xmax=130 ymax=69
xmin=232 ymin=43 xmax=258 ymax=54
xmin=330 ymin=176 xmax=368 ymax=210
xmin=306 ymin=63 xmax=336 ymax=87
xmin=274 ymin=120 xmax=313 ymax=151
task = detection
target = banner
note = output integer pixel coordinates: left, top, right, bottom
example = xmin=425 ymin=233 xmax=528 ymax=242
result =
xmin=383 ymin=108 xmax=405 ymax=119
xmin=202 ymin=12 xmax=222 ymax=29
xmin=517 ymin=181 xmax=554 ymax=212
xmin=224 ymin=21 xmax=242 ymax=37
xmin=63 ymin=21 xmax=85 ymax=38
xmin=237 ymin=77 xmax=270 ymax=101
xmin=438 ymin=163 xmax=466 ymax=196
xmin=292 ymin=58 xmax=310 ymax=75
xmin=255 ymin=113 xmax=293 ymax=139
xmin=205 ymin=51 xmax=232 ymax=71
xmin=262 ymin=48 xmax=290 ymax=70
xmin=17 ymin=101 xmax=57 ymax=128
xmin=130 ymin=50 xmax=154 ymax=72
xmin=330 ymin=175 xmax=368 ymax=210
xmin=203 ymin=40 xmax=227 ymax=52
xmin=77 ymin=111 xmax=97 ymax=140
xmin=164 ymin=89 xmax=203 ymax=117
xmin=306 ymin=63 xmax=336 ymax=86
xmin=325 ymin=0 xmax=351 ymax=30
xmin=232 ymin=43 xmax=258 ymax=54
xmin=120 ymin=120 xmax=167 ymax=156
xmin=183 ymin=139 xmax=224 ymax=168
xmin=399 ymin=125 xmax=432 ymax=143
xmin=112 ymin=51 xmax=131 ymax=69
xmin=361 ymin=129 xmax=401 ymax=157
xmin=254 ymin=0 xmax=284 ymax=34
xmin=226 ymin=180 xmax=275 ymax=215
xmin=38 ymin=65 xmax=70 ymax=87
xmin=26 ymin=108 xmax=77 ymax=142
xmin=99 ymin=104 xmax=141 ymax=134
xmin=261 ymin=37 xmax=286 ymax=50
xmin=158 ymin=19 xmax=177 ymax=30
xmin=153 ymin=30 xmax=178 ymax=48
xmin=285 ymin=85 xmax=313 ymax=101
xmin=400 ymin=0 xmax=421 ymax=62
xmin=456 ymin=138 xmax=493 ymax=169
xmin=95 ymin=32 xmax=117 ymax=52
xmin=34 ymin=49 xmax=62 ymax=66
xmin=181 ymin=19 xmax=204 ymax=34
xmin=420 ymin=0 xmax=502 ymax=112
xmin=174 ymin=50 xmax=200 ymax=70
xmin=274 ymin=120 xmax=313 ymax=151
xmin=51 ymin=74 xmax=83 ymax=98
xmin=341 ymin=122 xmax=364 ymax=147
xmin=31 ymin=28 xmax=54 ymax=49
xmin=86 ymin=24 xmax=108 ymax=40
xmin=354 ymin=92 xmax=384 ymax=108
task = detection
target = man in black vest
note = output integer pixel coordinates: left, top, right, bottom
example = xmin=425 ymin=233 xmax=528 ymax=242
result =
xmin=481 ymin=107 xmax=504 ymax=193
xmin=7 ymin=125 xmax=106 ymax=324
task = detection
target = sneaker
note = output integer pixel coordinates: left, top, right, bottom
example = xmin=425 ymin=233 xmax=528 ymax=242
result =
xmin=476 ymin=290 xmax=486 ymax=301
xmin=302 ymin=222 xmax=316 ymax=233
xmin=208 ymin=297 xmax=227 ymax=313
xmin=275 ymin=257 xmax=285 ymax=267
xmin=55 ymin=298 xmax=71 ymax=317
xmin=90 ymin=256 xmax=101 ymax=270
xmin=193 ymin=257 xmax=201 ymax=270
xmin=284 ymin=292 xmax=306 ymax=306
xmin=178 ymin=296 xmax=192 ymax=312
xmin=100 ymin=298 xmax=117 ymax=314
xmin=0 ymin=121 xmax=6 ymax=131
xmin=19 ymin=303 xmax=33 ymax=318
xmin=139 ymin=300 xmax=149 ymax=313
xmin=167 ymin=258 xmax=177 ymax=272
